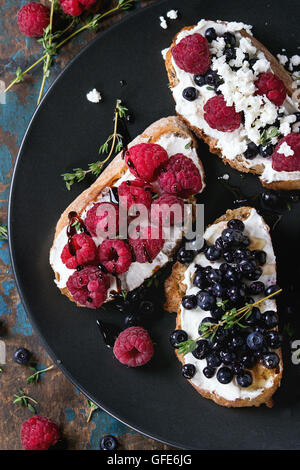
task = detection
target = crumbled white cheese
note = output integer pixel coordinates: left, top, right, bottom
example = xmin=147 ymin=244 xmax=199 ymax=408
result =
xmin=166 ymin=9 xmax=178 ymax=20
xmin=159 ymin=16 xmax=168 ymax=29
xmin=289 ymin=55 xmax=300 ymax=71
xmin=278 ymin=141 xmax=294 ymax=157
xmin=219 ymin=173 xmax=230 ymax=180
xmin=277 ymin=54 xmax=288 ymax=66
xmin=279 ymin=114 xmax=297 ymax=136
xmin=161 ymin=47 xmax=169 ymax=60
xmin=86 ymin=88 xmax=102 ymax=103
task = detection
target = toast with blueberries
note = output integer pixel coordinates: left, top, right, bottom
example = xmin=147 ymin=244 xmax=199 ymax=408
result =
xmin=164 ymin=20 xmax=300 ymax=190
xmin=165 ymin=206 xmax=283 ymax=408
xmin=49 ymin=116 xmax=205 ymax=309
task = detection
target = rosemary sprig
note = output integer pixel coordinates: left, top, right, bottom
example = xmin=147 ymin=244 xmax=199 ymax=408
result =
xmin=0 ymin=225 xmax=8 ymax=240
xmin=177 ymin=289 xmax=282 ymax=354
xmin=4 ymin=0 xmax=136 ymax=94
xmin=259 ymin=126 xmax=280 ymax=147
xmin=62 ymin=99 xmax=127 ymax=189
xmin=86 ymin=399 xmax=99 ymax=422
xmin=26 ymin=365 xmax=55 ymax=384
xmin=13 ymin=389 xmax=38 ymax=413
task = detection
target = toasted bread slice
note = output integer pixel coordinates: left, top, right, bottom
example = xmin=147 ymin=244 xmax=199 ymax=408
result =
xmin=165 ymin=206 xmax=282 ymax=408
xmin=50 ymin=116 xmax=205 ymax=307
xmin=164 ymin=20 xmax=300 ymax=190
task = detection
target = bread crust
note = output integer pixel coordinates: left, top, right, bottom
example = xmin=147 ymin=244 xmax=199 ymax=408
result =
xmin=165 ymin=23 xmax=300 ymax=190
xmin=50 ymin=116 xmax=203 ymax=306
xmin=164 ymin=206 xmax=283 ymax=408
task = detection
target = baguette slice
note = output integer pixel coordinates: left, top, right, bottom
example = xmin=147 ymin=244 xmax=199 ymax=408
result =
xmin=50 ymin=116 xmax=205 ymax=307
xmin=165 ymin=206 xmax=282 ymax=408
xmin=164 ymin=20 xmax=300 ymax=190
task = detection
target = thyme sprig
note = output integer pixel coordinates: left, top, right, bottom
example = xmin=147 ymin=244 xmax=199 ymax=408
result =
xmin=26 ymin=365 xmax=55 ymax=384
xmin=37 ymin=0 xmax=55 ymax=105
xmin=0 ymin=225 xmax=8 ymax=240
xmin=86 ymin=399 xmax=99 ymax=422
xmin=259 ymin=126 xmax=280 ymax=147
xmin=62 ymin=99 xmax=127 ymax=190
xmin=177 ymin=288 xmax=282 ymax=355
xmin=4 ymin=0 xmax=136 ymax=95
xmin=13 ymin=388 xmax=38 ymax=413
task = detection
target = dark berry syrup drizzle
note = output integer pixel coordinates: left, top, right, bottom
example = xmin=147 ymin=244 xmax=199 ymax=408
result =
xmin=67 ymin=211 xmax=90 ymax=256
xmin=96 ymin=320 xmax=121 ymax=348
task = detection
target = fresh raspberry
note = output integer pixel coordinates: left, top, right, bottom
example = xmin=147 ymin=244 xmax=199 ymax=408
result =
xmin=84 ymin=202 xmax=119 ymax=238
xmin=61 ymin=233 xmax=97 ymax=269
xmin=113 ymin=326 xmax=154 ymax=367
xmin=125 ymin=143 xmax=168 ymax=182
xmin=66 ymin=266 xmax=110 ymax=308
xmin=59 ymin=0 xmax=96 ymax=16
xmin=17 ymin=2 xmax=50 ymax=37
xmin=204 ymin=95 xmax=242 ymax=132
xmin=129 ymin=225 xmax=164 ymax=263
xmin=255 ymin=72 xmax=286 ymax=106
xmin=157 ymin=154 xmax=202 ymax=198
xmin=98 ymin=240 xmax=132 ymax=275
xmin=118 ymin=178 xmax=153 ymax=214
xmin=151 ymin=194 xmax=184 ymax=226
xmin=272 ymin=133 xmax=300 ymax=172
xmin=20 ymin=415 xmax=60 ymax=450
xmin=171 ymin=33 xmax=211 ymax=75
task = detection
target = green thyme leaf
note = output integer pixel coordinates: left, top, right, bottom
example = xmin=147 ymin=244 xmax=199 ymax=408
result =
xmin=177 ymin=339 xmax=197 ymax=355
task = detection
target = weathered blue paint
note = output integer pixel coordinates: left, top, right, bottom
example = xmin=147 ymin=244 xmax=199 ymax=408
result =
xmin=12 ymin=302 xmax=33 ymax=335
xmin=87 ymin=409 xmax=135 ymax=450
xmin=64 ymin=408 xmax=76 ymax=423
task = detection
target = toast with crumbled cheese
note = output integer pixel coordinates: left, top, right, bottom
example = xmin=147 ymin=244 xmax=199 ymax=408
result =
xmin=50 ymin=116 xmax=205 ymax=308
xmin=165 ymin=206 xmax=282 ymax=408
xmin=164 ymin=20 xmax=300 ymax=190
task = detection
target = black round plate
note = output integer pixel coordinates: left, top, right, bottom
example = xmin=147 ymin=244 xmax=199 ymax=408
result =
xmin=9 ymin=0 xmax=300 ymax=449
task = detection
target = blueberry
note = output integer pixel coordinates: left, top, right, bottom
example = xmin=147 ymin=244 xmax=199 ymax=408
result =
xmin=192 ymin=339 xmax=211 ymax=360
xmin=224 ymin=267 xmax=241 ymax=284
xmin=244 ymin=306 xmax=261 ymax=326
xmin=230 ymin=335 xmax=245 ymax=350
xmin=212 ymin=282 xmax=224 ymax=298
xmin=100 ymin=435 xmax=118 ymax=450
xmin=253 ymin=250 xmax=267 ymax=266
xmin=259 ymin=144 xmax=274 ymax=158
xmin=246 ymin=331 xmax=264 ymax=351
xmin=125 ymin=314 xmax=139 ymax=327
xmin=262 ymin=352 xmax=280 ymax=369
xmin=206 ymin=268 xmax=222 ymax=284
xmin=215 ymin=237 xmax=229 ymax=251
xmin=237 ymin=259 xmax=256 ymax=275
xmin=182 ymin=295 xmax=197 ymax=310
xmin=233 ymin=248 xmax=252 ymax=260
xmin=240 ymin=235 xmax=250 ymax=247
xmin=261 ymin=190 xmax=281 ymax=207
xmin=227 ymin=219 xmax=244 ymax=233
xmin=197 ymin=291 xmax=216 ymax=311
xmin=232 ymin=361 xmax=244 ymax=375
xmin=13 ymin=348 xmax=31 ymax=365
xmin=265 ymin=331 xmax=282 ymax=349
xmin=205 ymin=245 xmax=222 ymax=261
xmin=236 ymin=371 xmax=253 ymax=387
xmin=217 ymin=366 xmax=233 ymax=384
xmin=248 ymin=281 xmax=265 ymax=295
xmin=193 ymin=271 xmax=207 ymax=289
xmin=240 ymin=353 xmax=256 ymax=368
xmin=139 ymin=300 xmax=154 ymax=315
xmin=210 ymin=306 xmax=223 ymax=321
xmin=223 ymin=32 xmax=236 ymax=46
xmin=223 ymin=251 xmax=234 ymax=263
xmin=244 ymin=296 xmax=255 ymax=304
xmin=219 ymin=262 xmax=229 ymax=273
xmin=203 ymin=366 xmax=215 ymax=378
xmin=221 ymin=228 xmax=244 ymax=245
xmin=265 ymin=284 xmax=281 ymax=298
xmin=253 ymin=346 xmax=268 ymax=359
xmin=244 ymin=142 xmax=259 ymax=159
xmin=170 ymin=330 xmax=188 ymax=348
xmin=183 ymin=87 xmax=198 ymax=101
xmin=182 ymin=363 xmax=196 ymax=379
xmin=205 ymin=27 xmax=217 ymax=42
xmin=194 ymin=74 xmax=206 ymax=87
xmin=200 ymin=316 xmax=217 ymax=327
xmin=227 ymin=285 xmax=245 ymax=304
xmin=261 ymin=311 xmax=278 ymax=329
xmin=206 ymin=352 xmax=221 ymax=368
xmin=224 ymin=47 xmax=236 ymax=61
xmin=220 ymin=350 xmax=237 ymax=365
xmin=177 ymin=247 xmax=195 ymax=264
xmin=205 ymin=70 xmax=223 ymax=87
xmin=245 ymin=267 xmax=263 ymax=281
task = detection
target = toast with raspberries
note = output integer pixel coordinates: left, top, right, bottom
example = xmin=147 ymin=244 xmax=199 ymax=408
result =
xmin=165 ymin=206 xmax=283 ymax=408
xmin=164 ymin=20 xmax=300 ymax=190
xmin=49 ymin=116 xmax=205 ymax=309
